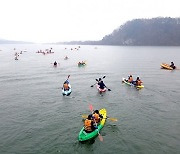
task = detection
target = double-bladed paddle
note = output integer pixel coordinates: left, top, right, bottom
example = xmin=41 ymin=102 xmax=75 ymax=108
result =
xmin=90 ymin=76 xmax=106 ymax=87
xmin=82 ymin=114 xmax=117 ymax=122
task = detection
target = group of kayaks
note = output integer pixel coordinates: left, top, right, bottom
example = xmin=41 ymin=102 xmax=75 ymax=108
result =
xmin=64 ymin=62 xmax=178 ymax=142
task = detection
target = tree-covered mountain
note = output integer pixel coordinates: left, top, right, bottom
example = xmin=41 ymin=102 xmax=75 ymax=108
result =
xmin=100 ymin=17 xmax=180 ymax=46
xmin=1 ymin=17 xmax=180 ymax=45
xmin=59 ymin=17 xmax=180 ymax=46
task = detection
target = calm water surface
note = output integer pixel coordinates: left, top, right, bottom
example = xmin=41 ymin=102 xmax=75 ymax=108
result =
xmin=0 ymin=44 xmax=180 ymax=154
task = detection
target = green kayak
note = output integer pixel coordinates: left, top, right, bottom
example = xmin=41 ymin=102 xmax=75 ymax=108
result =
xmin=78 ymin=108 xmax=107 ymax=142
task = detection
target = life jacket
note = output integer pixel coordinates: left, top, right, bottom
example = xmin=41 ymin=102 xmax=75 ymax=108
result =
xmin=63 ymin=83 xmax=69 ymax=90
xmin=84 ymin=119 xmax=92 ymax=132
xmin=137 ymin=80 xmax=142 ymax=86
xmin=93 ymin=113 xmax=100 ymax=123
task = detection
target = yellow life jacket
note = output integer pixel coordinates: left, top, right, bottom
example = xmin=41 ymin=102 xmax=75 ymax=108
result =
xmin=84 ymin=119 xmax=92 ymax=132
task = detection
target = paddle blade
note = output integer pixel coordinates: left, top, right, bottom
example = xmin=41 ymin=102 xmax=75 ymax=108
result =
xmin=98 ymin=133 xmax=103 ymax=141
xmin=102 ymin=76 xmax=106 ymax=79
xmin=108 ymin=88 xmax=111 ymax=91
xmin=82 ymin=114 xmax=88 ymax=118
xmin=108 ymin=118 xmax=118 ymax=122
xmin=68 ymin=75 xmax=70 ymax=78
xmin=89 ymin=104 xmax=93 ymax=112
xmin=91 ymin=85 xmax=94 ymax=87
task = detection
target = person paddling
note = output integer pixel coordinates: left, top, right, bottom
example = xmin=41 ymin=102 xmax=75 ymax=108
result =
xmin=98 ymin=78 xmax=106 ymax=90
xmin=54 ymin=61 xmax=57 ymax=66
xmin=135 ymin=76 xmax=143 ymax=86
xmin=63 ymin=81 xmax=69 ymax=91
xmin=170 ymin=62 xmax=176 ymax=69
xmin=84 ymin=114 xmax=97 ymax=133
xmin=92 ymin=110 xmax=103 ymax=123
xmin=128 ymin=75 xmax=134 ymax=83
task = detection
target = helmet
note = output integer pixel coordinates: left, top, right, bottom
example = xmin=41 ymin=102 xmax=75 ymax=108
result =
xmin=88 ymin=114 xmax=92 ymax=120
xmin=94 ymin=110 xmax=99 ymax=114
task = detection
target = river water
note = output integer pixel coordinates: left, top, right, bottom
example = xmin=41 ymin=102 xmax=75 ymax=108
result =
xmin=0 ymin=44 xmax=180 ymax=154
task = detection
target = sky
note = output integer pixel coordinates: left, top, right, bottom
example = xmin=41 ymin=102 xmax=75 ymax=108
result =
xmin=0 ymin=0 xmax=179 ymax=43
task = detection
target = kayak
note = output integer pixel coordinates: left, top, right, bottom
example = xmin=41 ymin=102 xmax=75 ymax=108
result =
xmin=62 ymin=84 xmax=72 ymax=96
xmin=78 ymin=108 xmax=107 ymax=142
xmin=96 ymin=84 xmax=107 ymax=93
xmin=78 ymin=62 xmax=86 ymax=66
xmin=64 ymin=57 xmax=69 ymax=60
xmin=160 ymin=63 xmax=173 ymax=70
xmin=122 ymin=78 xmax=144 ymax=89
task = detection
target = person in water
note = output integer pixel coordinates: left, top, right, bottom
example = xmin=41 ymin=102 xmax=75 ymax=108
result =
xmin=92 ymin=110 xmax=103 ymax=123
xmin=170 ymin=62 xmax=176 ymax=69
xmin=54 ymin=61 xmax=57 ymax=66
xmin=135 ymin=77 xmax=143 ymax=86
xmin=98 ymin=78 xmax=106 ymax=89
xmin=84 ymin=114 xmax=97 ymax=133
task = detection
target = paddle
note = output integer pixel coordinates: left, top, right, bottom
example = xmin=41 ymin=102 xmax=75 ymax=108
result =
xmin=89 ymin=104 xmax=103 ymax=141
xmin=105 ymin=86 xmax=111 ymax=91
xmin=82 ymin=114 xmax=117 ymax=122
xmin=51 ymin=62 xmax=60 ymax=66
xmin=90 ymin=76 xmax=106 ymax=87
xmin=66 ymin=75 xmax=70 ymax=80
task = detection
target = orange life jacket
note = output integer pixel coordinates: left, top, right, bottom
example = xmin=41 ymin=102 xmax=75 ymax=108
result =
xmin=84 ymin=119 xmax=92 ymax=132
xmin=137 ymin=80 xmax=142 ymax=86
xmin=63 ymin=83 xmax=69 ymax=90
xmin=93 ymin=113 xmax=100 ymax=123
xmin=128 ymin=77 xmax=133 ymax=83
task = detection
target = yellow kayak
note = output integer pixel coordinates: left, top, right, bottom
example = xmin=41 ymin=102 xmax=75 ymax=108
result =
xmin=160 ymin=63 xmax=173 ymax=70
xmin=122 ymin=78 xmax=144 ymax=89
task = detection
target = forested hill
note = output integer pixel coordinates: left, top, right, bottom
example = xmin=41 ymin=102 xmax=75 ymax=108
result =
xmin=100 ymin=17 xmax=180 ymax=46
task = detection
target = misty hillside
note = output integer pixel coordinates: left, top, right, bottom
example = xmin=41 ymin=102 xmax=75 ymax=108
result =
xmin=1 ymin=17 xmax=180 ymax=46
xmin=100 ymin=17 xmax=180 ymax=46
xmin=0 ymin=39 xmax=33 ymax=44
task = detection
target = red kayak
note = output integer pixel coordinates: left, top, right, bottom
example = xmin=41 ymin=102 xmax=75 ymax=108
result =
xmin=96 ymin=84 xmax=107 ymax=93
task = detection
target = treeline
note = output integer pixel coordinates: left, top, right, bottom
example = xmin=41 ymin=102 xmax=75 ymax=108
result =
xmin=0 ymin=39 xmax=33 ymax=44
xmin=101 ymin=17 xmax=180 ymax=46
xmin=59 ymin=17 xmax=180 ymax=46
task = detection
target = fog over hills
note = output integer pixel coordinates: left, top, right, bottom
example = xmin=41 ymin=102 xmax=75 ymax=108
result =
xmin=1 ymin=17 xmax=180 ymax=46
